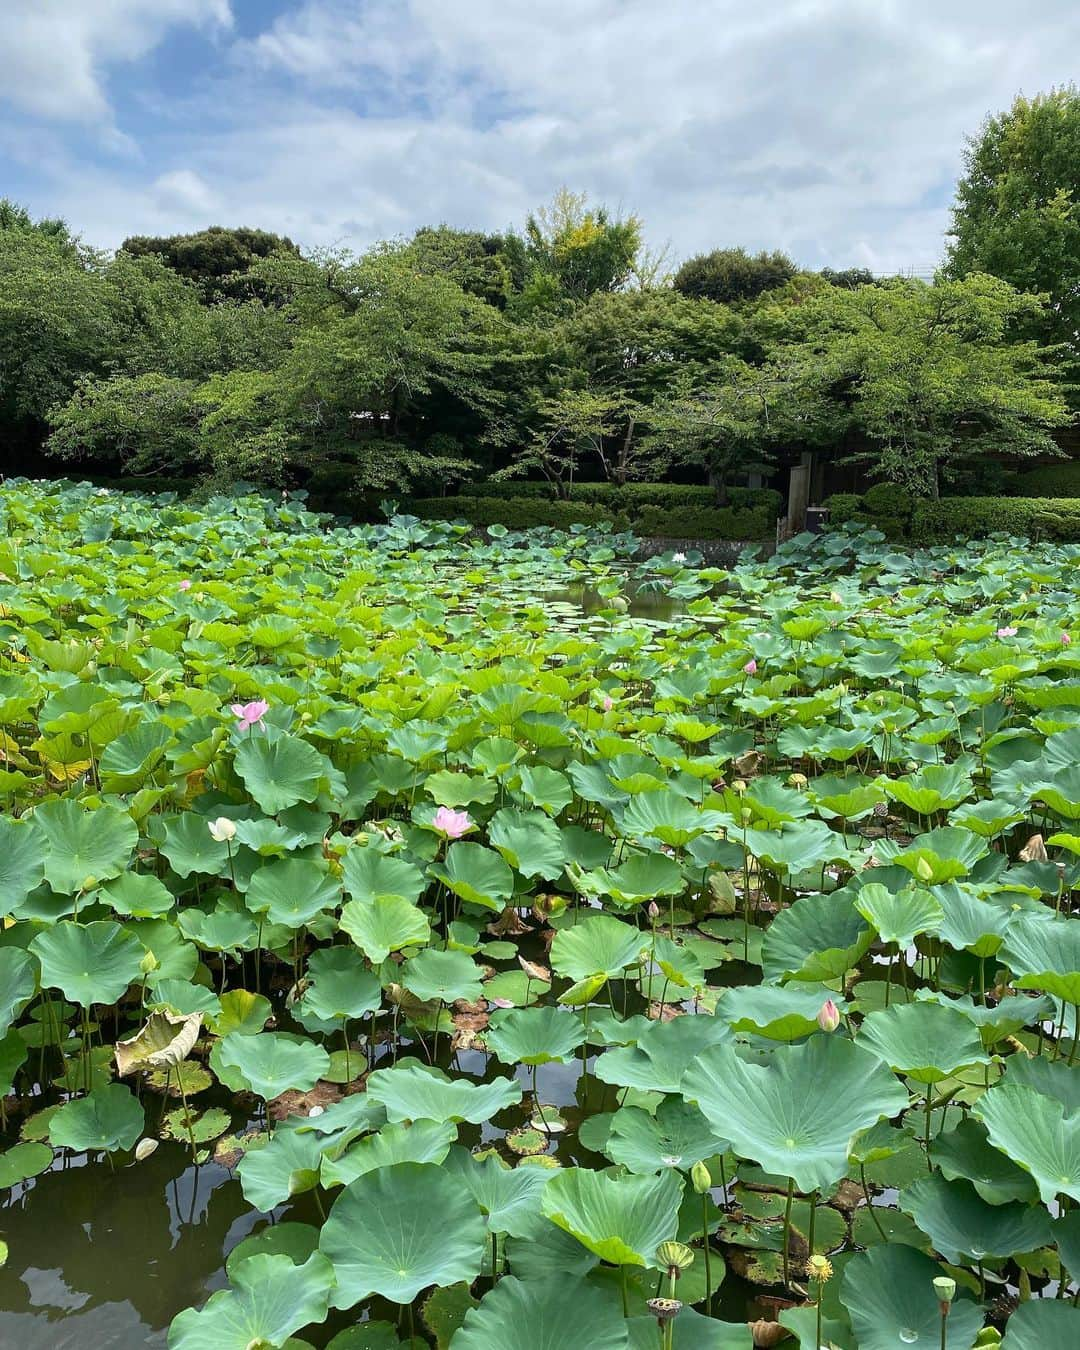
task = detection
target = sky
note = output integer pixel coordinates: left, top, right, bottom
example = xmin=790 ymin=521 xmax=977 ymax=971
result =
xmin=1 ymin=0 xmax=1078 ymax=273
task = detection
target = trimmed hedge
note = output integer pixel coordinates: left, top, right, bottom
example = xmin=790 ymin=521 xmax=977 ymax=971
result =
xmin=1008 ymin=460 xmax=1080 ymax=498
xmin=825 ymin=492 xmax=1080 ymax=542
xmin=408 ymin=496 xmax=626 ymax=530
xmin=633 ymin=504 xmax=772 ymax=539
xmin=460 ymin=480 xmax=782 ymax=515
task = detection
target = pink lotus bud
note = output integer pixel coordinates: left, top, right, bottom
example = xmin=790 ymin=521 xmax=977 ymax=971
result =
xmin=603 ymin=695 xmax=614 ymax=712
xmin=646 ymin=901 xmax=660 ymax=920
xmin=817 ymin=999 xmax=840 ymax=1033
xmin=178 ymin=579 xmax=192 ymax=592
xmin=743 ymin=659 xmax=757 ymax=675
xmin=1063 ymin=632 xmax=1072 ymax=646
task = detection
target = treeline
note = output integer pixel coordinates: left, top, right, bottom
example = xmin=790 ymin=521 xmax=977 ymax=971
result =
xmin=2 ymin=88 xmax=1079 ymax=504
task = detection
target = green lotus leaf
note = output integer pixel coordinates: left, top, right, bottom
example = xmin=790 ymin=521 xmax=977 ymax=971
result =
xmin=98 ymin=871 xmax=176 ymax=919
xmin=0 ymin=948 xmax=36 ymax=1037
xmin=237 ymin=1124 xmax=323 ymax=1211
xmin=321 ymin=1119 xmax=456 ymax=1189
xmin=146 ymin=978 xmax=220 ymax=1019
xmin=429 ymin=842 xmax=515 ymax=910
xmin=98 ymin=720 xmax=173 ymax=791
xmin=913 ymin=987 xmax=1054 ymax=1047
xmin=875 ymin=826 xmax=989 ymax=884
xmin=540 ymin=1166 xmax=683 ymax=1268
xmin=743 ymin=820 xmax=854 ymax=874
xmin=761 ymin=890 xmax=873 ymax=983
xmin=503 ymin=1211 xmax=601 ymax=1282
xmin=0 ymin=1140 xmax=53 ymax=1188
xmin=209 ymin=989 xmax=272 ymax=1036
xmin=30 ymin=919 xmax=143 ymax=1006
xmin=1000 ymin=1300 xmax=1080 ymax=1350
xmin=167 ymin=1252 xmax=335 ymax=1350
xmin=974 ymin=1081 xmax=1080 ymax=1204
xmin=935 ymin=882 xmax=1012 ymax=957
xmin=888 ymin=763 xmax=972 ymax=815
xmin=33 ymin=799 xmax=138 ymax=894
xmin=839 ymin=1244 xmax=984 ymax=1350
xmin=340 ymin=894 xmax=431 ymax=964
xmin=718 ymin=982 xmax=847 ymax=1041
xmin=234 ymin=732 xmax=327 ymax=813
xmin=451 ymin=1275 xmax=629 ymax=1350
xmin=245 ymin=858 xmax=340 ymax=927
xmin=857 ymin=1001 xmax=990 ymax=1083
xmin=485 ymin=1005 xmax=587 ymax=1066
xmin=402 ymin=947 xmax=483 ymax=1004
xmin=930 ymin=1117 xmax=1038 ymax=1204
xmin=0 ymin=815 xmax=45 ymax=910
xmin=620 ymin=790 xmax=724 ymax=848
xmin=595 ymin=1014 xmax=731 ymax=1094
xmin=575 ymin=852 xmax=684 ymax=908
xmin=550 ymin=914 xmax=648 ymax=982
xmin=627 ymin=1309 xmax=751 ymax=1349
xmin=342 ymin=847 xmax=426 ymax=903
xmin=159 ymin=813 xmax=230 ymax=878
xmin=0 ymin=1027 xmax=27 ymax=1095
xmin=443 ymin=1146 xmax=555 ymax=1236
xmin=605 ymin=1097 xmax=728 ymax=1175
xmin=1000 ymin=914 xmax=1080 ymax=1005
xmin=49 ymin=1082 xmax=144 ymax=1153
xmin=1003 ymin=1055 xmax=1080 ymax=1109
xmin=854 ymin=882 xmax=943 ymax=946
xmin=178 ymin=906 xmax=256 ymax=954
xmin=319 ymin=1161 xmax=487 ymax=1307
xmin=365 ymin=1062 xmax=521 ymax=1124
xmin=487 ymin=807 xmax=566 ymax=879
xmin=900 ymin=1172 xmax=1051 ymax=1263
xmin=224 ymin=1221 xmax=320 ymax=1279
xmin=682 ymin=1036 xmax=908 ymax=1193
xmin=300 ymin=946 xmax=381 ymax=1023
xmin=215 ymin=1030 xmax=330 ymax=1102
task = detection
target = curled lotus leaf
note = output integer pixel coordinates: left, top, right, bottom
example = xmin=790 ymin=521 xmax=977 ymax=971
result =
xmin=115 ymin=1009 xmax=202 ymax=1076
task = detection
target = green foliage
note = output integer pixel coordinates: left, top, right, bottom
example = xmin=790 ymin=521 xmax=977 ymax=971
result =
xmin=1010 ymin=459 xmax=1080 ymax=497
xmin=673 ymin=247 xmax=798 ymax=303
xmin=121 ymin=225 xmax=299 ymax=302
xmin=826 ymin=492 xmax=1080 ymax=542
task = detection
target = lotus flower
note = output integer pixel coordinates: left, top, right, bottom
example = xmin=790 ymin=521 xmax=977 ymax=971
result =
xmin=1063 ymin=632 xmax=1072 ymax=646
xmin=817 ymin=999 xmax=840 ymax=1033
xmin=178 ymin=579 xmax=192 ymax=592
xmin=432 ymin=806 xmax=474 ymax=840
xmin=996 ymin=626 xmax=1017 ymax=638
xmin=231 ymin=698 xmax=269 ymax=731
xmin=672 ymin=552 xmax=687 ymax=564
xmin=603 ymin=695 xmax=614 ymax=712
xmin=743 ymin=658 xmax=758 ymax=675
xmin=208 ymin=816 xmax=237 ymax=843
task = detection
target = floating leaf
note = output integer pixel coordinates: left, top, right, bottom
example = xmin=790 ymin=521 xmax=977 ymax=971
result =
xmin=167 ymin=1252 xmax=334 ymax=1350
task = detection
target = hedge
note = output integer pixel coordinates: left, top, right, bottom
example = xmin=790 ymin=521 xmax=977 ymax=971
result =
xmin=407 ymin=496 xmax=627 ymax=530
xmin=1008 ymin=460 xmax=1080 ymax=498
xmin=633 ymin=504 xmax=772 ymax=539
xmin=460 ymin=480 xmax=782 ymax=515
xmin=825 ymin=492 xmax=1080 ymax=542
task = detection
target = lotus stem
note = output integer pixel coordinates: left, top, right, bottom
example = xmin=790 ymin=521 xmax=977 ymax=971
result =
xmin=860 ymin=1163 xmax=888 ymax=1240
xmin=255 ymin=917 xmax=263 ymax=995
xmin=1070 ymin=1004 xmax=1080 ymax=1066
xmin=924 ymin=1090 xmax=935 ymax=1167
xmin=807 ymin=1189 xmax=818 ymax=1259
xmin=621 ymin=1263 xmax=628 ymax=1317
xmin=701 ymin=1193 xmax=712 ymax=1315
xmin=782 ymin=1176 xmax=794 ymax=1289
xmin=175 ymin=1068 xmax=198 ymax=1163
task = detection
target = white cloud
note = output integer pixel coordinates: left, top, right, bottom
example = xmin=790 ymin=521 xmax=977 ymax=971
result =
xmin=6 ymin=0 xmax=1080 ymax=271
xmin=0 ymin=0 xmax=232 ymax=126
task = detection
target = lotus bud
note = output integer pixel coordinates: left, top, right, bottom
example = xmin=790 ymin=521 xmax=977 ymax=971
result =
xmin=647 ymin=1297 xmax=683 ymax=1323
xmin=915 ymin=857 xmax=934 ymax=882
xmin=817 ymin=999 xmax=841 ymax=1033
xmin=740 ymin=807 xmax=752 ymax=825
xmin=830 ymin=590 xmax=842 ymax=604
xmin=691 ymin=1160 xmax=712 ymax=1194
xmin=139 ymin=950 xmax=159 ymax=975
xmin=647 ymin=901 xmax=660 ymax=920
xmin=656 ymin=1241 xmax=694 ymax=1276
xmin=933 ymin=1276 xmax=956 ymax=1307
xmin=134 ymin=1138 xmax=158 ymax=1162
xmin=81 ymin=876 xmax=98 ymax=892
xmin=208 ymin=816 xmax=237 ymax=843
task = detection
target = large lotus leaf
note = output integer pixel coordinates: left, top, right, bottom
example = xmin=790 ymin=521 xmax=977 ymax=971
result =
xmin=683 ymin=1036 xmax=908 ymax=1193
xmin=888 ymin=763 xmax=972 ymax=815
xmin=930 ymin=1117 xmax=1038 ymax=1205
xmin=30 ymin=919 xmax=143 ymax=1006
xmin=98 ymin=720 xmax=173 ymax=790
xmin=300 ymin=946 xmax=381 ymax=1023
xmin=234 ymin=732 xmax=327 ymax=814
xmin=1002 ymin=1055 xmax=1080 ymax=1109
xmin=33 ymin=799 xmax=137 ymax=894
xmin=402 ymin=947 xmax=483 ymax=1004
xmin=237 ymin=1125 xmax=323 ymax=1211
xmin=1000 ymin=914 xmax=1080 ymax=1005
xmin=913 ymin=988 xmax=1053 ymax=1048
xmin=503 ymin=1211 xmax=602 ymax=1282
xmin=321 ymin=1119 xmax=457 ymax=1189
xmin=99 ymin=871 xmax=176 ymax=919
xmin=366 ymin=1063 xmax=521 ymax=1124
xmin=743 ymin=820 xmax=853 ymax=874
xmin=718 ymin=982 xmax=847 ymax=1041
xmin=627 ymin=1311 xmax=751 ymax=1349
xmin=974 ymin=1082 xmax=1080 ymax=1204
xmin=245 ymin=858 xmax=340 ymax=927
xmin=761 ymin=891 xmax=872 ymax=984
xmin=936 ymin=883 xmax=1012 ymax=957
xmin=49 ymin=1082 xmax=144 ymax=1153
xmin=854 ymin=882 xmax=943 ymax=946
xmin=620 ymin=791 xmax=725 ymax=848
xmin=550 ymin=914 xmax=648 ymax=981
xmin=340 ymin=895 xmax=431 ymax=964
xmin=875 ymin=826 xmax=989 ymax=884
xmin=605 ymin=1098 xmax=728 ymax=1175
xmin=588 ymin=852 xmax=685 ymax=909
xmin=224 ymin=1221 xmax=320 ymax=1279
xmin=0 ymin=815 xmax=45 ymax=910
xmin=857 ymin=1002 xmax=989 ymax=1084
xmin=216 ymin=1031 xmax=330 ymax=1102
xmin=541 ymin=1166 xmax=682 ymax=1268
xmin=484 ymin=1005 xmax=586 ymax=1066
xmin=115 ymin=1010 xmax=202 ymax=1076
xmin=839 ymin=1245 xmax=983 ymax=1350
xmin=319 ymin=1161 xmax=487 ymax=1307
xmin=342 ymin=847 xmax=426 ymax=903
xmin=159 ymin=813 xmax=230 ymax=878
xmin=429 ymin=842 xmax=514 ymax=910
xmin=451 ymin=1275 xmax=629 ymax=1350
xmin=488 ymin=807 xmax=566 ymax=879
xmin=1001 ymin=1300 xmax=1080 ymax=1350
xmin=594 ymin=1014 xmax=731 ymax=1094
xmin=0 ymin=948 xmax=36 ymax=1036
xmin=900 ymin=1173 xmax=1051 ymax=1263
xmin=167 ymin=1252 xmax=334 ymax=1350
xmin=443 ymin=1146 xmax=555 ymax=1236
xmin=178 ymin=906 xmax=256 ymax=954
xmin=209 ymin=989 xmax=272 ymax=1037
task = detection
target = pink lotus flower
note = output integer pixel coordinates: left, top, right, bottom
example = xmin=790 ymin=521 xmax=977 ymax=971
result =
xmin=432 ymin=806 xmax=474 ymax=840
xmin=1063 ymin=632 xmax=1072 ymax=646
xmin=996 ymin=626 xmax=1018 ymax=638
xmin=743 ymin=659 xmax=758 ymax=675
xmin=489 ymin=997 xmax=515 ymax=1010
xmin=178 ymin=579 xmax=192 ymax=592
xmin=231 ymin=699 xmax=269 ymax=731
xmin=817 ymin=999 xmax=841 ymax=1033
xmin=603 ymin=695 xmax=614 ymax=712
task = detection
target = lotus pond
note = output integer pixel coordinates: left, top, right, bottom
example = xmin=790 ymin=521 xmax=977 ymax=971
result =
xmin=2 ymin=481 xmax=1080 ymax=1350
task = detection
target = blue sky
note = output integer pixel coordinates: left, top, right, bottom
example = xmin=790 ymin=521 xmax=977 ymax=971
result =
xmin=2 ymin=1 xmax=1079 ymax=271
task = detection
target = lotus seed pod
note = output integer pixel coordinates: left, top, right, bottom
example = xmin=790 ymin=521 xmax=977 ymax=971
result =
xmin=933 ymin=1276 xmax=956 ymax=1305
xmin=647 ymin=1297 xmax=683 ymax=1322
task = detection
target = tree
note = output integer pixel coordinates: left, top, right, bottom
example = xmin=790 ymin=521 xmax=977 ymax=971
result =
xmin=788 ymin=275 xmax=1071 ymax=496
xmin=503 ymin=387 xmax=628 ymax=497
xmin=405 ymin=226 xmax=514 ymax=308
xmin=673 ymin=247 xmax=797 ymax=304
xmin=820 ymin=266 xmax=876 ymax=290
xmin=947 ymin=87 xmax=1080 ymax=369
xmin=513 ymin=190 xmax=643 ymax=309
xmin=121 ymin=226 xmax=299 ymax=302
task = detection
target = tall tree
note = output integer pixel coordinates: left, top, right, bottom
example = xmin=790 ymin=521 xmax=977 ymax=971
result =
xmin=673 ymin=247 xmax=797 ymax=304
xmin=121 ymin=226 xmax=299 ymax=302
